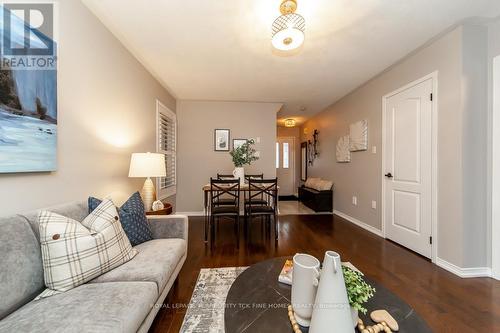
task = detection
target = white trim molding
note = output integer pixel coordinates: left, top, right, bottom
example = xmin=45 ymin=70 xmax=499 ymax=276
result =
xmin=491 ymin=56 xmax=500 ymax=280
xmin=156 ymin=100 xmax=177 ymax=200
xmin=334 ymin=210 xmax=384 ymax=237
xmin=176 ymin=211 xmax=204 ymax=217
xmin=436 ymin=257 xmax=492 ymax=278
xmin=381 ymin=71 xmax=439 ymax=263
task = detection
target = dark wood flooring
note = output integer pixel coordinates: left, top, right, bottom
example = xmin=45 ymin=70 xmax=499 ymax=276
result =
xmin=149 ymin=214 xmax=500 ymax=333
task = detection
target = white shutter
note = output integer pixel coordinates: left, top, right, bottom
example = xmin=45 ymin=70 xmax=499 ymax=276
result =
xmin=156 ymin=101 xmax=176 ymax=198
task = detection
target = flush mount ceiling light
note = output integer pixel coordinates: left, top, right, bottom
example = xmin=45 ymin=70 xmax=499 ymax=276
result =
xmin=272 ymin=0 xmax=305 ymax=52
xmin=285 ymin=119 xmax=296 ymax=127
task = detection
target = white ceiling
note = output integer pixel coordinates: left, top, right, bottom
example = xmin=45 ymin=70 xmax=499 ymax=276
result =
xmin=83 ymin=0 xmax=500 ymax=125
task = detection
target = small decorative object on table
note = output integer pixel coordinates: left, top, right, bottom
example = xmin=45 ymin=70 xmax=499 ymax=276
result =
xmin=343 ymin=264 xmax=376 ymax=321
xmin=291 ymin=253 xmax=320 ymax=327
xmin=288 ymin=305 xmax=302 ymax=333
xmin=370 ymin=310 xmax=399 ymax=331
xmin=145 ymin=203 xmax=172 ymax=216
xmin=357 ymin=311 xmax=399 ymax=333
xmin=279 ymin=254 xmax=376 ymax=329
xmin=229 ymin=139 xmax=259 ymax=185
xmin=278 ymin=259 xmax=293 ymax=285
xmin=152 ymin=200 xmax=164 ymax=211
xmin=309 ymin=251 xmax=354 ymax=333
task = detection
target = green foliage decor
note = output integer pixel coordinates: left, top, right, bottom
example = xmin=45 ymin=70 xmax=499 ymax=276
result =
xmin=230 ymin=139 xmax=259 ymax=167
xmin=343 ymin=266 xmax=376 ymax=314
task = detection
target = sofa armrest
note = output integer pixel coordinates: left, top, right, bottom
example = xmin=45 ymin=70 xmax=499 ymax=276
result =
xmin=147 ymin=215 xmax=188 ymax=242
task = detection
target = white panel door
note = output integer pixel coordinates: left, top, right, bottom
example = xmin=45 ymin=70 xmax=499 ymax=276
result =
xmin=277 ymin=137 xmax=295 ymax=196
xmin=384 ymin=78 xmax=433 ymax=258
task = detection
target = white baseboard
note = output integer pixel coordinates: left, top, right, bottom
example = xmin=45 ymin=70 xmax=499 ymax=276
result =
xmin=175 ymin=211 xmax=204 ymax=217
xmin=333 ymin=210 xmax=384 ymax=237
xmin=436 ymin=257 xmax=492 ymax=278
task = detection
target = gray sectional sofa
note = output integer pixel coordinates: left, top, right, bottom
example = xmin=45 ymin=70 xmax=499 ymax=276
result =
xmin=0 ymin=201 xmax=188 ymax=333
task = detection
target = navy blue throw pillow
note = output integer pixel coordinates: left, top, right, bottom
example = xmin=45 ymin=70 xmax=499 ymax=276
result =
xmin=88 ymin=192 xmax=153 ymax=246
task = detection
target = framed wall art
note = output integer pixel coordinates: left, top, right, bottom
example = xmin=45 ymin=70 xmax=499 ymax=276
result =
xmin=349 ymin=119 xmax=368 ymax=152
xmin=214 ymin=129 xmax=230 ymax=151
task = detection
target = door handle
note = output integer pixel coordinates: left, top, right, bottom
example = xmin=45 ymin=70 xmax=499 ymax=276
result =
xmin=385 ymin=173 xmax=393 ymax=179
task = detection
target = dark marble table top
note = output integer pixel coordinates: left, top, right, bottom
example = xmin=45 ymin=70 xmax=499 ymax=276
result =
xmin=224 ymin=257 xmax=432 ymax=333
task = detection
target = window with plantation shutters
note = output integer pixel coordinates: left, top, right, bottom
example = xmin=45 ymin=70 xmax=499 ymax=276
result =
xmin=156 ymin=101 xmax=176 ymax=199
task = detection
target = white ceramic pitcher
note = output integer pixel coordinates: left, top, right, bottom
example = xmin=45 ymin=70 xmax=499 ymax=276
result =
xmin=291 ymin=253 xmax=320 ymax=327
xmin=232 ymin=167 xmax=245 ymax=185
xmin=309 ymin=251 xmax=354 ymax=333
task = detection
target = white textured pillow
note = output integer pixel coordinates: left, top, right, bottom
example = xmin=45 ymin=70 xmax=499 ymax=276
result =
xmin=318 ymin=180 xmax=333 ymax=191
xmin=37 ymin=199 xmax=137 ymax=299
xmin=305 ymin=178 xmax=320 ymax=189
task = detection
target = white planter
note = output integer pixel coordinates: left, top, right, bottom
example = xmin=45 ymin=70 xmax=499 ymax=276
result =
xmin=232 ymin=167 xmax=245 ymax=185
xmin=291 ymin=253 xmax=320 ymax=327
xmin=309 ymin=251 xmax=355 ymax=333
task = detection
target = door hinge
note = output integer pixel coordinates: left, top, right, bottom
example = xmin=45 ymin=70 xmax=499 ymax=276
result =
xmin=429 ymin=236 xmax=433 ymax=245
xmin=430 ymin=93 xmax=433 ymax=101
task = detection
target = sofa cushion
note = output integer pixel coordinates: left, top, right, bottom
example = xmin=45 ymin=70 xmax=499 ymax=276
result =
xmin=38 ymin=199 xmax=137 ymax=298
xmin=0 ymin=281 xmax=157 ymax=333
xmin=21 ymin=201 xmax=89 ymax=241
xmin=304 ymin=177 xmax=320 ymax=189
xmin=91 ymin=238 xmax=186 ymax=293
xmin=0 ymin=215 xmax=44 ymax=320
xmin=89 ymin=192 xmax=153 ymax=246
xmin=317 ymin=180 xmax=333 ymax=191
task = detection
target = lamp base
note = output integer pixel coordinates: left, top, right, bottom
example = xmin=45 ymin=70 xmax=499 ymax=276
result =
xmin=141 ymin=177 xmax=156 ymax=212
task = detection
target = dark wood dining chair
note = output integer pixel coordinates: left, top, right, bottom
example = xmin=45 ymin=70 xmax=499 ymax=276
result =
xmin=216 ymin=173 xmax=240 ymax=206
xmin=245 ymin=178 xmax=278 ymax=241
xmin=243 ymin=174 xmax=266 ymax=215
xmin=244 ymin=174 xmax=264 ymax=182
xmin=210 ymin=178 xmax=241 ymax=248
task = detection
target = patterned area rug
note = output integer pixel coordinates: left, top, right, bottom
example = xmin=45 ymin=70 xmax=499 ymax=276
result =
xmin=180 ymin=267 xmax=248 ymax=333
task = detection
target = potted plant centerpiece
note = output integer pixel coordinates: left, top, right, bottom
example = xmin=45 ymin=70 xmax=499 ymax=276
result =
xmin=229 ymin=139 xmax=259 ymax=184
xmin=342 ymin=265 xmax=376 ymax=326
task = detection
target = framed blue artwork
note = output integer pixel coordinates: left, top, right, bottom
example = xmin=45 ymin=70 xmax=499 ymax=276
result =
xmin=0 ymin=4 xmax=58 ymax=173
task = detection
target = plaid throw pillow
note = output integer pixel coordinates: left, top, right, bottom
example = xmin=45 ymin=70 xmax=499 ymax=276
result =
xmin=88 ymin=192 xmax=153 ymax=246
xmin=37 ymin=199 xmax=137 ymax=299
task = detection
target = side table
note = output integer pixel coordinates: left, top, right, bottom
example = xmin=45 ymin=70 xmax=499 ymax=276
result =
xmin=146 ymin=203 xmax=173 ymax=216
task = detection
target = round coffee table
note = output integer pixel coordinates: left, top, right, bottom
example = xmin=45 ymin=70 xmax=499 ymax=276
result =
xmin=224 ymin=257 xmax=432 ymax=333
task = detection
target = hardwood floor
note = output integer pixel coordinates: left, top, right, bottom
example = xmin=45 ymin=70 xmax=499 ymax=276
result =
xmin=149 ymin=214 xmax=500 ymax=333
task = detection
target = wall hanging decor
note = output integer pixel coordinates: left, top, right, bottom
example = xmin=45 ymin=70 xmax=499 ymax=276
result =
xmin=308 ymin=140 xmax=314 ymax=165
xmin=312 ymin=129 xmax=319 ymax=157
xmin=349 ymin=120 xmax=368 ymax=152
xmin=307 ymin=129 xmax=319 ymax=165
xmin=232 ymin=138 xmax=248 ymax=150
xmin=336 ymin=135 xmax=351 ymax=163
xmin=0 ymin=5 xmax=58 ymax=173
xmin=214 ymin=129 xmax=230 ymax=151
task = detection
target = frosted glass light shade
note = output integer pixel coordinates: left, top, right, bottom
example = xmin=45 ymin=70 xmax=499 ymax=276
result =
xmin=272 ymin=13 xmax=305 ymax=52
xmin=272 ymin=27 xmax=305 ymax=51
xmin=128 ymin=153 xmax=166 ymax=178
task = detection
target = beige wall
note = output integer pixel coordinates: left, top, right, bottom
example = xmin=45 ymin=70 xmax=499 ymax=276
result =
xmin=301 ymin=24 xmax=490 ymax=268
xmin=277 ymin=126 xmax=302 ymax=194
xmin=0 ymin=0 xmax=176 ymax=216
xmin=176 ymin=101 xmax=280 ymax=212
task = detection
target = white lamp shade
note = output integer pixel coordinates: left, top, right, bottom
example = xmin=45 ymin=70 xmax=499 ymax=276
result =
xmin=128 ymin=153 xmax=166 ymax=178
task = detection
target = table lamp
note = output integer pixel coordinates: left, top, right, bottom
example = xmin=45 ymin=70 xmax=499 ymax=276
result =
xmin=129 ymin=152 xmax=166 ymax=211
